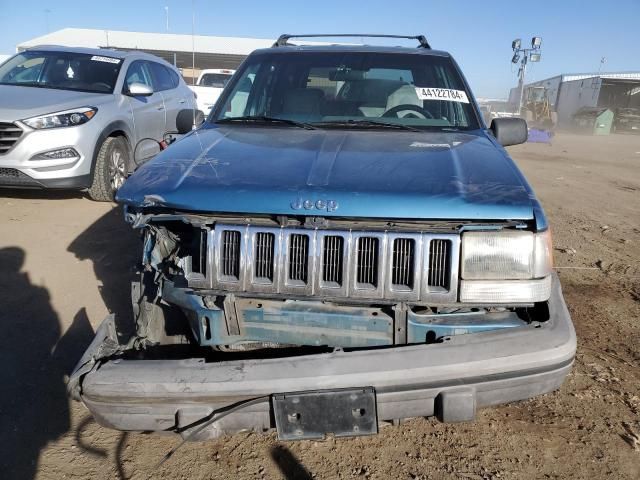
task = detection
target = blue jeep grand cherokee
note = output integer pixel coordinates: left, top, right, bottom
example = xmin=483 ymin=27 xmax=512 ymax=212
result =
xmin=70 ymin=35 xmax=576 ymax=442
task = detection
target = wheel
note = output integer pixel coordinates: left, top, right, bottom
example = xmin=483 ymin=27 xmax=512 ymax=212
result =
xmin=87 ymin=136 xmax=130 ymax=202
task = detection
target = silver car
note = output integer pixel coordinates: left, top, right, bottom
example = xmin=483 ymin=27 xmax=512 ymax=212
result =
xmin=0 ymin=45 xmax=195 ymax=201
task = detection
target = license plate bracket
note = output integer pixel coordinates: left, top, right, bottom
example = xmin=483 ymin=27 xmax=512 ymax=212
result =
xmin=272 ymin=387 xmax=377 ymax=440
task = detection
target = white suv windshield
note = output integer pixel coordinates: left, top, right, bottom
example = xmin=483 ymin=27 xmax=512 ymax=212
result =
xmin=214 ymin=51 xmax=479 ymax=130
xmin=0 ymin=51 xmax=122 ymax=94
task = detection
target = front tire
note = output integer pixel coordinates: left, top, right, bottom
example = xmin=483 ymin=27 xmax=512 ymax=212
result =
xmin=87 ymin=136 xmax=130 ymax=202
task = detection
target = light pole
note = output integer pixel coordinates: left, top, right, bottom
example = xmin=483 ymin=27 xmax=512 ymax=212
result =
xmin=165 ymin=6 xmax=177 ymax=66
xmin=44 ymin=9 xmax=51 ymax=33
xmin=192 ymin=0 xmax=196 ymax=86
xmin=164 ymin=6 xmax=169 ymax=32
xmin=511 ymin=37 xmax=542 ymax=115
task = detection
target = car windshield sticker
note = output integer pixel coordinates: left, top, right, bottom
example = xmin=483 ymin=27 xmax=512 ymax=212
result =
xmin=91 ymin=55 xmax=121 ymax=64
xmin=415 ymin=87 xmax=469 ymax=103
xmin=410 ymin=141 xmax=462 ymax=148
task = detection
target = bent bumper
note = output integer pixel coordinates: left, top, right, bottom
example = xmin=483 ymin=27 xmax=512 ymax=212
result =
xmin=69 ymin=274 xmax=576 ymax=440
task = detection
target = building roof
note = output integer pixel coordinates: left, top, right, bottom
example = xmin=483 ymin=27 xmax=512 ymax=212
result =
xmin=526 ymin=71 xmax=640 ymax=87
xmin=17 ymin=28 xmax=277 ymax=55
xmin=16 ymin=28 xmax=280 ymax=71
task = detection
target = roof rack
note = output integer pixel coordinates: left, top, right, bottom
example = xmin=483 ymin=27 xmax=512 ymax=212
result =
xmin=273 ymin=34 xmax=431 ymax=49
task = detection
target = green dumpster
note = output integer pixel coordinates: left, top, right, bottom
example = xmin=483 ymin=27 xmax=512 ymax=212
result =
xmin=572 ymin=107 xmax=614 ymax=135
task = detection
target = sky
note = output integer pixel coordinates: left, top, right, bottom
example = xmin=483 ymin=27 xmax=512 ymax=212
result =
xmin=1 ymin=0 xmax=639 ymax=98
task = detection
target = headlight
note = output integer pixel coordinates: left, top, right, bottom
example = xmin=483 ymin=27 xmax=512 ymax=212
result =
xmin=460 ymin=230 xmax=553 ymax=303
xmin=22 ymin=107 xmax=97 ymax=129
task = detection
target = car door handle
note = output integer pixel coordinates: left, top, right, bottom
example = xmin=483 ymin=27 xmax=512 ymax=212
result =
xmin=157 ymin=106 xmax=165 ymax=111
xmin=179 ymin=99 xmax=186 ymax=104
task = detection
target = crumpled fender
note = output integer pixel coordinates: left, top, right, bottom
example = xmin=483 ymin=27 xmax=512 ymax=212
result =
xmin=67 ymin=315 xmax=122 ymax=401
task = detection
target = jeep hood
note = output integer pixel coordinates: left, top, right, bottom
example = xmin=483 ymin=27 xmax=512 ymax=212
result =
xmin=0 ymin=84 xmax=113 ymax=121
xmin=117 ymin=126 xmax=538 ymax=221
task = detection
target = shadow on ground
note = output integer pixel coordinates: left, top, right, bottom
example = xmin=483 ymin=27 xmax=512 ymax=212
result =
xmin=0 ymin=189 xmax=85 ymax=201
xmin=67 ymin=205 xmax=140 ymax=337
xmin=0 ymin=247 xmax=95 ymax=480
xmin=271 ymin=445 xmax=312 ymax=480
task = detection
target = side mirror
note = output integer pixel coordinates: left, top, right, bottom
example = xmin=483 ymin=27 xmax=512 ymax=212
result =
xmin=490 ymin=118 xmax=528 ymax=146
xmin=175 ymin=109 xmax=199 ymax=134
xmin=126 ymin=82 xmax=154 ymax=96
xmin=134 ymin=138 xmax=161 ymax=165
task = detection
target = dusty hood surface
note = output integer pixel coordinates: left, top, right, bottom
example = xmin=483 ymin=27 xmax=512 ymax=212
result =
xmin=117 ymin=125 xmax=537 ymax=221
xmin=0 ymin=84 xmax=113 ymax=121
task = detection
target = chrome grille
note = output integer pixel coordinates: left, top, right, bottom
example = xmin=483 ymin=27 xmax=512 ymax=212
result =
xmin=428 ymin=239 xmax=451 ymax=290
xmin=221 ymin=230 xmax=241 ymax=279
xmin=392 ymin=238 xmax=415 ymax=288
xmin=255 ymin=232 xmax=275 ymax=281
xmin=207 ymin=224 xmax=460 ymax=303
xmin=191 ymin=228 xmax=208 ymax=275
xmin=0 ymin=123 xmax=23 ymax=155
xmin=356 ymin=237 xmax=379 ymax=288
xmin=322 ymin=235 xmax=344 ymax=286
xmin=288 ymin=234 xmax=309 ymax=283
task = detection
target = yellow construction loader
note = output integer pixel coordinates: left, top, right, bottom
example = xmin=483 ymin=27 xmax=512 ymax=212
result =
xmin=523 ymin=86 xmax=557 ymax=129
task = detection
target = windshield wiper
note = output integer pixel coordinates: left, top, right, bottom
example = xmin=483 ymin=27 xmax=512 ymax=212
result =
xmin=1 ymin=81 xmax=47 ymax=88
xmin=215 ymin=116 xmax=317 ymax=130
xmin=314 ymin=119 xmax=421 ymax=132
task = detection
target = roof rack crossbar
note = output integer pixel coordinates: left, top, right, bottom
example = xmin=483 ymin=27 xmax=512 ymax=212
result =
xmin=273 ymin=34 xmax=431 ymax=49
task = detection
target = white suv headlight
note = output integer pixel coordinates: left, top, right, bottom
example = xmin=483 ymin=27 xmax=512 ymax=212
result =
xmin=460 ymin=230 xmax=553 ymax=303
xmin=22 ymin=107 xmax=98 ymax=129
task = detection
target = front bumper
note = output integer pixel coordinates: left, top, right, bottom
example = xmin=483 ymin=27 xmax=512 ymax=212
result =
xmin=0 ymin=168 xmax=91 ymax=189
xmin=69 ymin=274 xmax=576 ymax=440
xmin=0 ymin=121 xmax=99 ymax=186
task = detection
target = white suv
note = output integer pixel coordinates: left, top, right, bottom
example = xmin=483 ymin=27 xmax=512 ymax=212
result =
xmin=0 ymin=45 xmax=195 ymax=201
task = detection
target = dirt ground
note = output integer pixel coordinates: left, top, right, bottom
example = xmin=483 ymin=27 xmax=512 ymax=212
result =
xmin=0 ymin=132 xmax=638 ymax=480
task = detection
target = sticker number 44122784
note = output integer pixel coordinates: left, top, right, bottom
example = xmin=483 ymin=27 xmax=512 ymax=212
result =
xmin=90 ymin=55 xmax=121 ymax=64
xmin=415 ymin=87 xmax=469 ymax=103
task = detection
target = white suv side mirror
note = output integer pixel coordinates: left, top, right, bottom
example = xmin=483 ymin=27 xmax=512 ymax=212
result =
xmin=127 ymin=82 xmax=154 ymax=96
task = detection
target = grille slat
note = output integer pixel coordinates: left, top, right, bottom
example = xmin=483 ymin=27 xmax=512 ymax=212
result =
xmin=255 ymin=232 xmax=275 ymax=281
xmin=428 ymin=239 xmax=451 ymax=290
xmin=222 ymin=230 xmax=241 ymax=279
xmin=0 ymin=123 xmax=23 ymax=154
xmin=357 ymin=237 xmax=379 ymax=287
xmin=392 ymin=238 xmax=415 ymax=288
xmin=288 ymin=234 xmax=309 ymax=283
xmin=189 ymin=228 xmax=208 ymax=275
xmin=322 ymin=235 xmax=344 ymax=285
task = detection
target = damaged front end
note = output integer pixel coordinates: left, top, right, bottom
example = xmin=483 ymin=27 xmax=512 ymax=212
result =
xmin=126 ymin=210 xmax=559 ymax=350
xmin=69 ymin=208 xmax=575 ymax=440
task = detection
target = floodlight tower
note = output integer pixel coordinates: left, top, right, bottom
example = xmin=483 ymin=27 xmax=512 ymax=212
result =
xmin=511 ymin=37 xmax=542 ymax=114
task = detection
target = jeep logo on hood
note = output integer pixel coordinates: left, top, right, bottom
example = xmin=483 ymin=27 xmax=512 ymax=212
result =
xmin=291 ymin=198 xmax=338 ymax=212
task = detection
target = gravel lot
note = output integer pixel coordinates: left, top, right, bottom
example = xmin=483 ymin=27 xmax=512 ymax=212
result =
xmin=0 ymin=132 xmax=638 ymax=480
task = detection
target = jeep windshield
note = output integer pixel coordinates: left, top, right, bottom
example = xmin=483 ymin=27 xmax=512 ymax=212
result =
xmin=0 ymin=51 xmax=122 ymax=94
xmin=212 ymin=50 xmax=480 ymax=130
